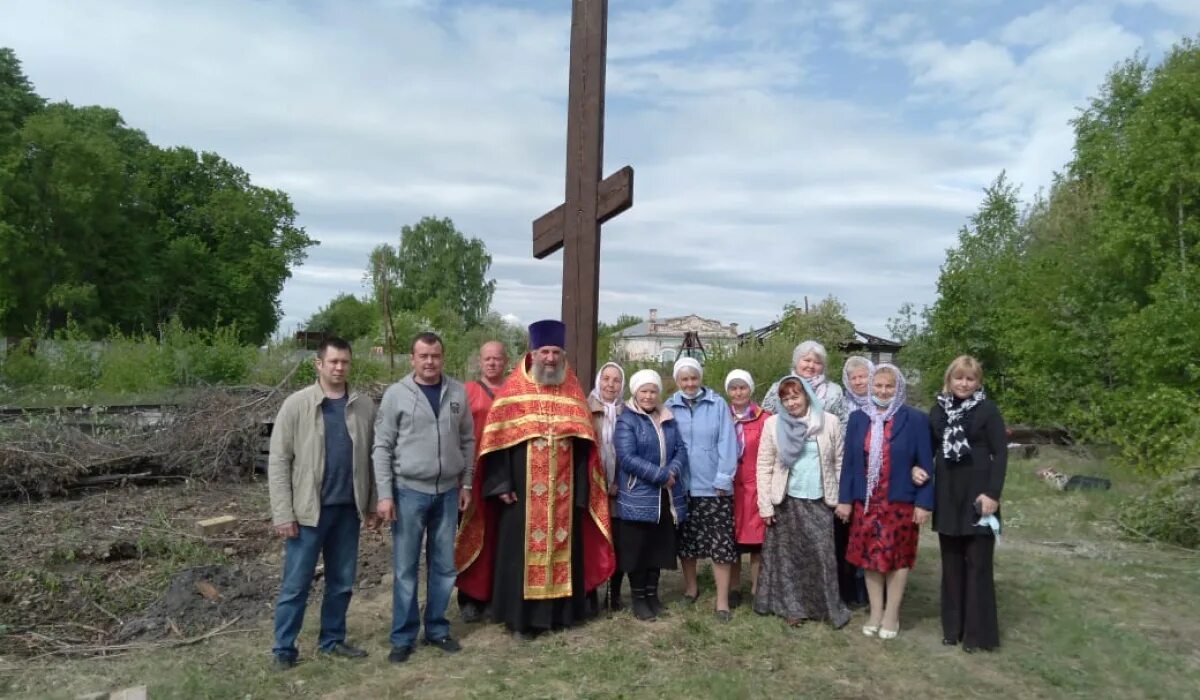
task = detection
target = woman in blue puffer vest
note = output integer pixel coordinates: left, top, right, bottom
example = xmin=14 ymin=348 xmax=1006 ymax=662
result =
xmin=614 ymin=369 xmax=688 ymax=622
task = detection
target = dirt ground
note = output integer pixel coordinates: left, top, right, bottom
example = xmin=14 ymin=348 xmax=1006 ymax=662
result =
xmin=0 ymin=478 xmax=394 ymax=658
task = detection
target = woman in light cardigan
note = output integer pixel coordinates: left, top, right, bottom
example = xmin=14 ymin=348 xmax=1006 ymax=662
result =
xmin=753 ymin=375 xmax=850 ymax=628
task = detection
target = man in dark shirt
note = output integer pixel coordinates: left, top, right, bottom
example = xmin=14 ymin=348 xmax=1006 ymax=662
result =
xmin=268 ymin=337 xmax=378 ymax=669
xmin=373 ymin=332 xmax=475 ymax=663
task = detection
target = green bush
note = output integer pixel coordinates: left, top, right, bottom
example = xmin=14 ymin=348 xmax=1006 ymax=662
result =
xmin=162 ymin=319 xmax=255 ymax=386
xmin=1118 ymin=468 xmax=1200 ymax=549
xmin=42 ymin=322 xmax=100 ymax=391
xmin=96 ymin=332 xmax=173 ymax=393
xmin=1098 ymin=387 xmax=1200 ymax=476
xmin=0 ymin=339 xmax=46 ymax=388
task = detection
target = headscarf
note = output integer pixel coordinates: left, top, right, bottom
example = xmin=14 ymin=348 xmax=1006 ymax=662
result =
xmin=842 ymin=356 xmax=875 ymax=413
xmin=724 ymin=369 xmax=754 ymax=394
xmin=624 ymin=370 xmax=672 ymax=477
xmin=590 ymin=361 xmax=626 ymax=483
xmin=672 ymin=357 xmax=704 ymax=399
xmin=629 ymin=368 xmax=663 ymax=395
xmin=774 ymin=374 xmax=823 ymax=468
xmin=724 ymin=369 xmax=758 ymax=457
xmin=863 ymin=363 xmax=907 ymax=511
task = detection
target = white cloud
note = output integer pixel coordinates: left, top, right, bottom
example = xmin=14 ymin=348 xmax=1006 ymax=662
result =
xmin=3 ymin=0 xmax=1197 ymax=344
xmin=907 ymin=40 xmax=1016 ymax=92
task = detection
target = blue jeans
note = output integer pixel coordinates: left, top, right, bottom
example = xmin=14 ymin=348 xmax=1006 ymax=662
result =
xmin=272 ymin=504 xmax=360 ymax=660
xmin=391 ymin=487 xmax=458 ymax=648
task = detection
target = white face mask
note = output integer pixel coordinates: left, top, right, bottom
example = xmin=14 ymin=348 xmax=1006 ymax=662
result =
xmin=871 ymin=395 xmax=892 ymax=408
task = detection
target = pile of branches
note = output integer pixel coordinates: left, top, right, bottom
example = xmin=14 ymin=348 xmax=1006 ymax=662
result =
xmin=0 ymin=388 xmax=285 ymax=499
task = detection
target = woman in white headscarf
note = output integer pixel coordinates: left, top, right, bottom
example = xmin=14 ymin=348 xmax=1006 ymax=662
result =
xmin=589 ymin=361 xmax=626 ymax=611
xmin=665 ymin=357 xmax=738 ymax=621
xmin=762 ymin=340 xmax=847 ymax=423
xmin=724 ymin=369 xmax=769 ymax=603
xmin=614 ymin=369 xmax=688 ymax=622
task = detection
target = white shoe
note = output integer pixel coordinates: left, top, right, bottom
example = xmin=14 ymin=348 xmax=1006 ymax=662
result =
xmin=861 ymin=624 xmax=879 ymax=637
xmin=879 ymin=626 xmax=899 ymax=640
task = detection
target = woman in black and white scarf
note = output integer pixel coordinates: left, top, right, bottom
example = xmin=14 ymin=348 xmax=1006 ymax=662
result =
xmin=912 ymin=355 xmax=1007 ymax=653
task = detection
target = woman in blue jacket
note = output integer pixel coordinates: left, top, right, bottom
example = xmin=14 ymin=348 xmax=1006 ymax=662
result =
xmin=614 ymin=369 xmax=688 ymax=622
xmin=835 ymin=363 xmax=933 ymax=641
xmin=665 ymin=357 xmax=738 ymax=621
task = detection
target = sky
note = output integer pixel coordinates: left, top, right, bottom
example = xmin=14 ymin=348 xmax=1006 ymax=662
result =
xmin=3 ymin=0 xmax=1198 ymax=338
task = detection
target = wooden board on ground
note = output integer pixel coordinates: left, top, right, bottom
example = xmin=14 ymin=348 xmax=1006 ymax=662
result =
xmin=195 ymin=515 xmax=238 ymax=536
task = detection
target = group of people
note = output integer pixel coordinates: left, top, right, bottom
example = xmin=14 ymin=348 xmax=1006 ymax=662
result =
xmin=266 ymin=320 xmax=1008 ymax=671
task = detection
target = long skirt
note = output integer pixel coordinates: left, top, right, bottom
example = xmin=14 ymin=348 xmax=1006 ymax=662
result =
xmin=753 ymin=497 xmax=851 ymax=628
xmin=616 ymin=490 xmax=678 ymax=572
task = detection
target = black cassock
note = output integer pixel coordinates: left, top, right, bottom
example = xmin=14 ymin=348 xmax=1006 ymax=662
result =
xmin=483 ymin=439 xmax=600 ymax=633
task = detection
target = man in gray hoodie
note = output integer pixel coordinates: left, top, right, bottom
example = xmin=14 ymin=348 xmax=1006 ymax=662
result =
xmin=374 ymin=332 xmax=475 ymax=663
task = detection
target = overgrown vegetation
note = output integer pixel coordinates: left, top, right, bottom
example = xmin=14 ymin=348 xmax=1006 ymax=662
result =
xmin=895 ymin=38 xmax=1200 ymax=477
xmin=1118 ymin=468 xmax=1200 ymax=549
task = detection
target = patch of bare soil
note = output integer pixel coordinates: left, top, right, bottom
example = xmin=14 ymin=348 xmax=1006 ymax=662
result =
xmin=0 ymin=478 xmax=393 ymax=658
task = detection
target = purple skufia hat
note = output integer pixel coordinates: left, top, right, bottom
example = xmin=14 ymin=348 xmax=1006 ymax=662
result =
xmin=528 ymin=320 xmax=567 ymax=350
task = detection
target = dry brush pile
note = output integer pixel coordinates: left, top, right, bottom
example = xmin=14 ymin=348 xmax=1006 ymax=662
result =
xmin=0 ymin=389 xmax=285 ymax=499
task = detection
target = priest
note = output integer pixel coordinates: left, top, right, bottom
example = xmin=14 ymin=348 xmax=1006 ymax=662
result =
xmin=454 ymin=320 xmax=615 ymax=638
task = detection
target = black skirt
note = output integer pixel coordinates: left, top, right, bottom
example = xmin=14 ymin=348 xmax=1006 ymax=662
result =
xmin=616 ymin=490 xmax=678 ymax=571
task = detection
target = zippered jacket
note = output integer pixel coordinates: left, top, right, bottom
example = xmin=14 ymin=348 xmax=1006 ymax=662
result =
xmin=372 ymin=374 xmax=475 ymax=496
xmin=268 ymin=382 xmax=377 ymax=526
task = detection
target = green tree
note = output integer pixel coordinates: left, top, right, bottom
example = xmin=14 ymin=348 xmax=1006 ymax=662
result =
xmin=306 ymin=293 xmax=377 ymax=341
xmin=915 ymin=37 xmax=1200 ymax=474
xmin=138 ymin=147 xmax=315 ymax=343
xmin=0 ymin=49 xmax=316 ymax=342
xmin=393 ymin=216 xmax=495 ymax=327
xmin=775 ymin=295 xmax=855 ymax=356
xmin=0 ymin=104 xmax=154 ymax=335
xmin=920 ymin=173 xmax=1026 ymax=403
xmin=367 ymin=243 xmax=400 ymax=368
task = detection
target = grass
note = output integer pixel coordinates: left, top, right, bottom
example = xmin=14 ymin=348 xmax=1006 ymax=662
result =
xmin=2 ymin=448 xmax=1198 ymax=699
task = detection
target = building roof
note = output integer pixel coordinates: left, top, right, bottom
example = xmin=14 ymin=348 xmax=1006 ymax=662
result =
xmin=737 ymin=323 xmax=903 ymax=352
xmin=613 ymin=313 xmax=736 ymax=339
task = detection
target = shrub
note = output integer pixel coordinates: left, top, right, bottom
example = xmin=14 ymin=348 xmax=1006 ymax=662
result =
xmin=97 ymin=332 xmax=173 ymax=394
xmin=42 ymin=322 xmax=100 ymax=391
xmin=1098 ymin=387 xmax=1200 ymax=476
xmin=1118 ymin=468 xmax=1200 ymax=549
xmin=0 ymin=339 xmax=46 ymax=388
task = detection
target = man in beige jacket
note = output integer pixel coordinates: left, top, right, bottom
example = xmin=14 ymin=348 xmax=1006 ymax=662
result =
xmin=268 ymin=337 xmax=378 ymax=669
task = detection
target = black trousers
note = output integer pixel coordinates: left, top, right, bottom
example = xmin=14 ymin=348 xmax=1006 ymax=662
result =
xmin=833 ymin=518 xmax=859 ymax=605
xmin=939 ymin=534 xmax=999 ymax=649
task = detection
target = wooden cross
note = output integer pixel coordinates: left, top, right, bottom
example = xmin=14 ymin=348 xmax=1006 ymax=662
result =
xmin=533 ymin=0 xmax=633 ymax=393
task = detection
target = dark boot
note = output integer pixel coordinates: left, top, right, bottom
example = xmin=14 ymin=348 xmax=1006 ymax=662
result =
xmin=631 ymin=587 xmax=655 ymax=621
xmin=629 ymin=571 xmax=655 ymax=621
xmin=646 ymin=569 xmax=664 ymax=617
xmin=608 ymin=571 xmax=625 ymax=612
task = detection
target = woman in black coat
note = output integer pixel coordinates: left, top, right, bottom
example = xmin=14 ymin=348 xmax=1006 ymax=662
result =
xmin=913 ymin=355 xmax=1006 ymax=652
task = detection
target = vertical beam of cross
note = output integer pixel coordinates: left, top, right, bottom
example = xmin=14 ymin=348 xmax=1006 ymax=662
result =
xmin=533 ymin=0 xmax=633 ymax=394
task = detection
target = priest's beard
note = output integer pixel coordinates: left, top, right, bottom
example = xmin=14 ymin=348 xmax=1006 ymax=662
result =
xmin=532 ymin=359 xmax=566 ymax=386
